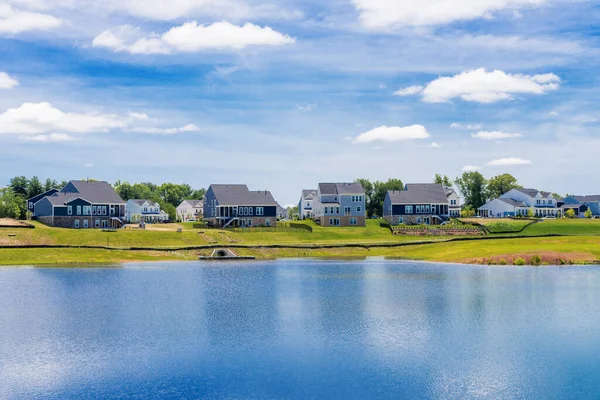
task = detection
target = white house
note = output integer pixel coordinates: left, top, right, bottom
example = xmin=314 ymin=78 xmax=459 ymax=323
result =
xmin=478 ymin=188 xmax=562 ymax=218
xmin=445 ymin=187 xmax=461 ymax=217
xmin=298 ymin=189 xmax=317 ymax=220
xmin=176 ymin=199 xmax=203 ymax=222
xmin=125 ymin=200 xmax=169 ymax=223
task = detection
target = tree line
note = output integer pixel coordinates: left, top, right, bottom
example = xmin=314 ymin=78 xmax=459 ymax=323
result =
xmin=0 ymin=176 xmax=205 ymax=221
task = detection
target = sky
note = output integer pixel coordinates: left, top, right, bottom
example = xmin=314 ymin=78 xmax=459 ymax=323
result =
xmin=0 ymin=0 xmax=599 ymax=205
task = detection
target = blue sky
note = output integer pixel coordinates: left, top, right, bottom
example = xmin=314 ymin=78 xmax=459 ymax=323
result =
xmin=0 ymin=0 xmax=599 ymax=205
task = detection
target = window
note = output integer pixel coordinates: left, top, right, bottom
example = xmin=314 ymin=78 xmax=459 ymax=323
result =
xmin=102 ymin=206 xmax=107 ymax=215
xmin=83 ymin=220 xmax=89 ymax=228
xmin=257 ymin=207 xmax=264 ymax=216
xmin=350 ymin=217 xmax=357 ymax=225
xmin=29 ymin=202 xmax=33 ymax=209
xmin=324 ymin=207 xmax=328 ymax=215
xmin=74 ymin=220 xmax=80 ymax=229
xmin=249 ymin=207 xmax=253 ymax=216
xmin=336 ymin=207 xmax=340 ymax=214
xmin=335 ymin=218 xmax=340 ymax=226
xmin=425 ymin=205 xmax=430 ymax=213
xmin=247 ymin=219 xmax=252 ymax=227
xmin=359 ymin=196 xmax=363 ymax=202
xmin=356 ymin=206 xmax=362 ymax=213
xmin=329 ymin=218 xmax=334 ymax=225
xmin=265 ymin=219 xmax=271 ymax=227
xmin=425 ymin=218 xmax=430 ymax=225
xmin=416 ymin=206 xmax=421 ymax=214
xmin=95 ymin=220 xmax=100 ymax=228
xmin=68 ymin=206 xmax=72 ymax=215
xmin=406 ymin=206 xmax=413 ymax=214
xmin=417 ymin=217 xmax=422 ymax=224
xmin=399 ymin=217 xmax=404 ymax=224
xmin=351 ymin=196 xmax=355 ymax=202
xmin=92 ymin=206 xmax=96 ymax=215
xmin=83 ymin=206 xmax=91 ymax=216
xmin=344 ymin=207 xmax=351 ymax=215
xmin=77 ymin=205 xmax=82 ymax=215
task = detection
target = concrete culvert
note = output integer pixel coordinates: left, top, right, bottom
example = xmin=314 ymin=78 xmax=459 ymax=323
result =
xmin=216 ymin=250 xmax=228 ymax=257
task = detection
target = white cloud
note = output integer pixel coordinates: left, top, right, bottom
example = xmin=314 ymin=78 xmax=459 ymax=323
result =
xmin=393 ymin=85 xmax=423 ymax=96
xmin=462 ymin=165 xmax=482 ymax=172
xmin=486 ymin=157 xmax=532 ymax=166
xmin=472 ymin=131 xmax=523 ymax=140
xmin=352 ymin=0 xmax=547 ymax=29
xmin=416 ymin=68 xmax=560 ymax=103
xmin=450 ymin=123 xmax=483 ymax=130
xmin=20 ymin=133 xmax=76 ymax=142
xmin=296 ymin=104 xmax=316 ymax=112
xmin=93 ymin=22 xmax=295 ymax=55
xmin=0 ymin=102 xmax=198 ymax=138
xmin=84 ymin=163 xmax=93 ymax=167
xmin=0 ymin=4 xmax=62 ymax=34
xmin=0 ymin=72 xmax=19 ymax=89
xmin=353 ymin=125 xmax=430 ymax=144
xmin=430 ymin=142 xmax=440 ymax=148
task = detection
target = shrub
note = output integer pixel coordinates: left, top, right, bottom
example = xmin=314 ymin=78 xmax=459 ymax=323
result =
xmin=527 ymin=208 xmax=535 ymax=218
xmin=514 ymin=257 xmax=526 ymax=266
xmin=530 ymin=255 xmax=542 ymax=266
xmin=565 ymin=209 xmax=576 ymax=219
xmin=499 ymin=259 xmax=507 ymax=265
xmin=558 ymin=258 xmax=566 ymax=265
xmin=585 ymin=209 xmax=593 ymax=219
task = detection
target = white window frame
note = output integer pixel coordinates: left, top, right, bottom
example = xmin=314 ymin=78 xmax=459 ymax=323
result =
xmin=74 ymin=220 xmax=80 ymax=229
xmin=329 ymin=218 xmax=334 ymax=225
xmin=77 ymin=205 xmax=82 ymax=216
xmin=83 ymin=220 xmax=89 ymax=229
xmin=406 ymin=206 xmax=413 ymax=214
xmin=356 ymin=206 xmax=362 ymax=213
xmin=95 ymin=220 xmax=100 ymax=228
xmin=350 ymin=217 xmax=357 ymax=225
xmin=417 ymin=217 xmax=422 ymax=224
xmin=68 ymin=206 xmax=72 ymax=216
xmin=344 ymin=206 xmax=351 ymax=215
xmin=29 ymin=202 xmax=33 ymax=209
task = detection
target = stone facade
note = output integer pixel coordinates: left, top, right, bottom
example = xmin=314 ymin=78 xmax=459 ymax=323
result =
xmin=385 ymin=214 xmax=439 ymax=226
xmin=38 ymin=215 xmax=113 ymax=229
xmin=318 ymin=216 xmax=366 ymax=227
xmin=208 ymin=216 xmax=276 ymax=228
xmin=391 ymin=227 xmax=484 ymax=236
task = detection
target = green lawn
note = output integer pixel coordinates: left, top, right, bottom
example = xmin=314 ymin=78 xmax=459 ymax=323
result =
xmin=460 ymin=218 xmax=535 ymax=233
xmin=520 ymin=219 xmax=600 ymax=236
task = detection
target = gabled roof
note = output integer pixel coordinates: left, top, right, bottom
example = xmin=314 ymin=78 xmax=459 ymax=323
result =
xmin=28 ymin=189 xmax=59 ymax=202
xmin=181 ymin=200 xmax=203 ymax=208
xmin=445 ymin=187 xmax=458 ymax=197
xmin=209 ymin=184 xmax=277 ymax=206
xmin=46 ymin=180 xmax=125 ymax=206
xmin=130 ymin=199 xmax=160 ymax=207
xmin=318 ymin=182 xmax=365 ymax=195
xmin=388 ymin=184 xmax=449 ymax=204
xmin=572 ymin=195 xmax=600 ymax=202
xmin=513 ymin=188 xmax=553 ymax=198
xmin=302 ymin=189 xmax=317 ymax=200
xmin=498 ymin=198 xmax=528 ymax=207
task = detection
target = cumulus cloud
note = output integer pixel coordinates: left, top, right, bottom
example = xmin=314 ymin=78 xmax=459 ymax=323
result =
xmin=462 ymin=165 xmax=482 ymax=172
xmin=403 ymin=68 xmax=560 ymax=103
xmin=93 ymin=21 xmax=295 ymax=55
xmin=352 ymin=0 xmax=547 ymax=29
xmin=0 ymin=4 xmax=62 ymax=34
xmin=353 ymin=125 xmax=430 ymax=144
xmin=296 ymin=103 xmax=316 ymax=112
xmin=0 ymin=72 xmax=19 ymax=89
xmin=394 ymin=85 xmax=423 ymax=96
xmin=430 ymin=142 xmax=440 ymax=148
xmin=486 ymin=157 xmax=532 ymax=166
xmin=450 ymin=122 xmax=483 ymax=130
xmin=472 ymin=131 xmax=523 ymax=140
xmin=0 ymin=102 xmax=199 ymax=140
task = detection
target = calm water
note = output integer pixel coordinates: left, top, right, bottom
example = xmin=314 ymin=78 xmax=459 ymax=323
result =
xmin=1 ymin=260 xmax=600 ymax=399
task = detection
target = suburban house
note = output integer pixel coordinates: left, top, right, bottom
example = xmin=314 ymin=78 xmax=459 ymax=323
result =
xmin=203 ymin=184 xmax=277 ymax=228
xmin=276 ymin=203 xmax=288 ymax=220
xmin=383 ymin=183 xmax=450 ymax=226
xmin=478 ymin=188 xmax=562 ymax=218
xmin=563 ymin=195 xmax=600 ymax=217
xmin=27 ymin=188 xmax=58 ymax=217
xmin=313 ymin=182 xmax=366 ymax=227
xmin=298 ymin=189 xmax=317 ymax=220
xmin=33 ymin=180 xmax=126 ymax=229
xmin=125 ymin=199 xmax=169 ymax=223
xmin=445 ymin=187 xmax=461 ymax=217
xmin=176 ymin=199 xmax=203 ymax=222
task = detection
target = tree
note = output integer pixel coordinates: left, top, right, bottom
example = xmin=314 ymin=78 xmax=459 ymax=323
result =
xmin=9 ymin=176 xmax=29 ymax=197
xmin=287 ymin=206 xmax=299 ymax=220
xmin=565 ymin=209 xmax=575 ymax=219
xmin=455 ymin=171 xmax=487 ymax=209
xmin=527 ymin=208 xmax=535 ymax=218
xmin=27 ymin=176 xmax=44 ymax=199
xmin=460 ymin=205 xmax=475 ymax=218
xmin=191 ymin=188 xmax=207 ymax=199
xmin=44 ymin=178 xmax=59 ymax=191
xmin=584 ymin=209 xmax=593 ymax=219
xmin=486 ymin=173 xmax=522 ymax=200
xmin=0 ymin=188 xmax=25 ymax=219
xmin=434 ymin=174 xmax=453 ymax=187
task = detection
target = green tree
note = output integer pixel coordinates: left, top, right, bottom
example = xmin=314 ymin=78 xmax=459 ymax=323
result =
xmin=460 ymin=205 xmax=475 ymax=218
xmin=455 ymin=171 xmax=487 ymax=209
xmin=27 ymin=176 xmax=44 ymax=199
xmin=565 ymin=208 xmax=575 ymax=218
xmin=44 ymin=178 xmax=59 ymax=191
xmin=433 ymin=174 xmax=453 ymax=187
xmin=159 ymin=201 xmax=177 ymax=222
xmin=9 ymin=176 xmax=29 ymax=197
xmin=486 ymin=173 xmax=522 ymax=200
xmin=372 ymin=179 xmax=404 ymax=218
xmin=0 ymin=188 xmax=25 ymax=219
xmin=584 ymin=209 xmax=593 ymax=219
xmin=287 ymin=206 xmax=299 ymax=220
xmin=527 ymin=208 xmax=535 ymax=218
xmin=191 ymin=188 xmax=207 ymax=199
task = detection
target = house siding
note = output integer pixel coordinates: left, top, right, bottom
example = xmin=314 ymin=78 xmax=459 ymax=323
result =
xmin=34 ymin=197 xmax=54 ymax=217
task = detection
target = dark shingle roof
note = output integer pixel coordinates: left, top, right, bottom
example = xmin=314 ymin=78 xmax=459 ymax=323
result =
xmin=498 ymin=198 xmax=528 ymax=207
xmin=302 ymin=189 xmax=317 ymax=200
xmin=46 ymin=180 xmax=125 ymax=205
xmin=388 ymin=184 xmax=449 ymax=204
xmin=130 ymin=199 xmax=159 ymax=207
xmin=183 ymin=200 xmax=203 ymax=207
xmin=318 ymin=182 xmax=365 ymax=195
xmin=572 ymin=195 xmax=600 ymax=202
xmin=210 ymin=184 xmax=276 ymax=206
xmin=514 ymin=188 xmax=554 ymax=198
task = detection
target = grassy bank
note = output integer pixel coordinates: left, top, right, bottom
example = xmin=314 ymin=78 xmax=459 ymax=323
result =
xmin=1 ymin=218 xmax=600 ymax=266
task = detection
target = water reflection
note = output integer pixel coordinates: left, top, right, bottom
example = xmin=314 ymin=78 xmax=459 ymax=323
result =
xmin=0 ymin=261 xmax=599 ymax=399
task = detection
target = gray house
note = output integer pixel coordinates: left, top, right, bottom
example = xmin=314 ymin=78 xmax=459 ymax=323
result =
xmin=313 ymin=182 xmax=366 ymax=227
xmin=298 ymin=189 xmax=317 ymax=220
xmin=383 ymin=184 xmax=450 ymax=225
xmin=33 ymin=180 xmax=126 ymax=229
xmin=563 ymin=195 xmax=600 ymax=217
xmin=203 ymin=184 xmax=278 ymax=228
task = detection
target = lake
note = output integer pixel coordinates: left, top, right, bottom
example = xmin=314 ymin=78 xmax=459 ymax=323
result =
xmin=1 ymin=259 xmax=600 ymax=399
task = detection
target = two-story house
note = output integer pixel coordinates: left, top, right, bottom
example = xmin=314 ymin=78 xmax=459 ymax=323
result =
xmin=125 ymin=199 xmax=169 ymax=223
xmin=313 ymin=183 xmax=366 ymax=227
xmin=383 ymin=183 xmax=450 ymax=225
xmin=478 ymin=188 xmax=562 ymax=218
xmin=176 ymin=199 xmax=203 ymax=222
xmin=203 ymin=184 xmax=278 ymax=228
xmin=27 ymin=188 xmax=58 ymax=217
xmin=563 ymin=195 xmax=600 ymax=217
xmin=445 ymin=187 xmax=461 ymax=217
xmin=298 ymin=189 xmax=317 ymax=220
xmin=33 ymin=180 xmax=126 ymax=228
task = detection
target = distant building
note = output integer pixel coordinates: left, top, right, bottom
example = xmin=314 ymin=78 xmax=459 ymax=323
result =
xmin=313 ymin=182 xmax=366 ymax=227
xmin=298 ymin=189 xmax=317 ymax=220
xmin=125 ymin=200 xmax=169 ymax=223
xmin=563 ymin=195 xmax=600 ymax=217
xmin=177 ymin=200 xmax=204 ymax=222
xmin=277 ymin=203 xmax=288 ymax=220
xmin=33 ymin=180 xmax=126 ymax=229
xmin=445 ymin=187 xmax=461 ymax=217
xmin=27 ymin=189 xmax=58 ymax=217
xmin=478 ymin=188 xmax=562 ymax=218
xmin=383 ymin=183 xmax=450 ymax=225
xmin=203 ymin=184 xmax=277 ymax=228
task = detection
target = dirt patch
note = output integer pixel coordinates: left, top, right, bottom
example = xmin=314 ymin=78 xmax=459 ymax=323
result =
xmin=0 ymin=219 xmax=33 ymax=228
xmin=467 ymin=251 xmax=596 ymax=266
